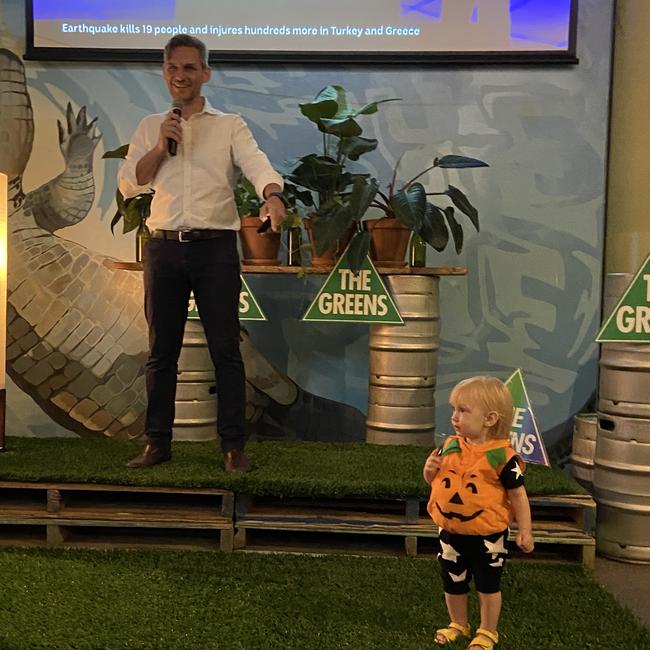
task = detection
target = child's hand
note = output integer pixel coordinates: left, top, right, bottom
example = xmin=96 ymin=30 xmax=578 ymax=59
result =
xmin=516 ymin=529 xmax=534 ymax=553
xmin=423 ymin=448 xmax=442 ymax=484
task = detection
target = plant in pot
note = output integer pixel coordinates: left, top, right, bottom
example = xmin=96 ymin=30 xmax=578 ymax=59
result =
xmin=304 ymin=151 xmax=489 ymax=273
xmin=102 ymin=144 xmax=153 ymax=262
xmin=361 ymin=153 xmax=490 ymax=268
xmin=285 ymin=84 xmax=398 ymax=268
xmin=235 ymin=176 xmax=283 ymax=266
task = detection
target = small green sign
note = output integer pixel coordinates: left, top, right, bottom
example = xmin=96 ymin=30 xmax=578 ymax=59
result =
xmin=596 ymin=253 xmax=650 ymax=342
xmin=505 ymin=369 xmax=550 ymax=466
xmin=302 ymin=247 xmax=403 ymax=324
xmin=187 ymin=275 xmax=266 ymax=321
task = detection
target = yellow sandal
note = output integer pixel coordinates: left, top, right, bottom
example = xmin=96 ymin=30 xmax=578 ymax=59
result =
xmin=468 ymin=628 xmax=498 ymax=649
xmin=434 ymin=622 xmax=471 ymax=645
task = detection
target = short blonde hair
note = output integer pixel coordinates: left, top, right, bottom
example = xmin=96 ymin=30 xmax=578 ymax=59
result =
xmin=450 ymin=375 xmax=514 ymax=439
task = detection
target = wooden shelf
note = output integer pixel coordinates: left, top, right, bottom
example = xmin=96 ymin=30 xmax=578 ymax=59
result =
xmin=103 ymin=258 xmax=467 ymax=276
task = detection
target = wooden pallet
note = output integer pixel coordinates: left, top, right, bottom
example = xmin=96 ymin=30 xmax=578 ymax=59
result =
xmin=0 ymin=481 xmax=235 ymax=552
xmin=233 ymin=493 xmax=596 ymax=568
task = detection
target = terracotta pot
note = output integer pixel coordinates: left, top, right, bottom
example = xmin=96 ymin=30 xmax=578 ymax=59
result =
xmin=304 ymin=216 xmax=356 ymax=267
xmin=239 ymin=215 xmax=281 ymax=265
xmin=365 ymin=217 xmax=411 ymax=267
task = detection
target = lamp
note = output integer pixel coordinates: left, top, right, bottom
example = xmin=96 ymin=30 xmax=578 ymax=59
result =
xmin=0 ymin=173 xmax=6 ymax=452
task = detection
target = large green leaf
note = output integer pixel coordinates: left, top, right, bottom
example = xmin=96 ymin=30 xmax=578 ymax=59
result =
xmin=447 ymin=184 xmax=480 ymax=231
xmin=318 ymin=117 xmax=362 ymax=138
xmin=283 ymin=182 xmax=315 ymax=209
xmin=347 ymin=177 xmax=379 ymax=221
xmin=444 ymin=206 xmax=463 ymax=254
xmin=102 ymin=144 xmax=129 ymax=160
xmin=109 ymin=208 xmax=122 ymax=235
xmin=346 ymin=231 xmax=371 ymax=273
xmin=288 ymin=154 xmax=345 ymax=194
xmin=234 ymin=176 xmax=263 ymax=216
xmin=418 ymin=203 xmax=449 ymax=252
xmin=299 ymin=85 xmax=348 ymax=122
xmin=356 ymin=97 xmax=401 ymax=116
xmin=123 ymin=197 xmax=147 ymax=234
xmin=435 ymin=155 xmax=488 ymax=169
xmin=390 ymin=182 xmax=426 ymax=229
xmin=312 ymin=199 xmax=354 ymax=255
xmin=338 ymin=136 xmax=378 ymax=161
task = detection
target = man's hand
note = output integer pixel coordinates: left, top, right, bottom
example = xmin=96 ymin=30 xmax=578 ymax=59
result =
xmin=260 ymin=195 xmax=285 ymax=233
xmin=157 ymin=108 xmax=183 ymax=154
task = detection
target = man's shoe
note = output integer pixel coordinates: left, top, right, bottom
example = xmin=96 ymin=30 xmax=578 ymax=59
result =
xmin=126 ymin=443 xmax=171 ymax=469
xmin=224 ymin=449 xmax=251 ymax=473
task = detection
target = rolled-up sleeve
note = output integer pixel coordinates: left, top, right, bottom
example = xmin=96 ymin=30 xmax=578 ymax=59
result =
xmin=117 ymin=117 xmax=156 ymax=199
xmin=230 ymin=117 xmax=283 ymax=199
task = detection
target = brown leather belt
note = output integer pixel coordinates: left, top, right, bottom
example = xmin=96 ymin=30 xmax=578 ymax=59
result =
xmin=151 ymin=229 xmax=229 ymax=242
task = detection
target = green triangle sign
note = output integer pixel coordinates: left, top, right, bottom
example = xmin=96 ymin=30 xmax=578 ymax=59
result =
xmin=596 ymin=253 xmax=650 ymax=342
xmin=302 ymin=245 xmax=403 ymax=323
xmin=505 ymin=369 xmax=550 ymax=466
xmin=188 ymin=292 xmax=199 ymax=320
xmin=187 ymin=275 xmax=266 ymax=321
xmin=239 ymin=275 xmax=267 ymax=321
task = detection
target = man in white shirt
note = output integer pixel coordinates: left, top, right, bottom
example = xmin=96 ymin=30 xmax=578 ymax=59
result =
xmin=118 ymin=35 xmax=285 ymax=472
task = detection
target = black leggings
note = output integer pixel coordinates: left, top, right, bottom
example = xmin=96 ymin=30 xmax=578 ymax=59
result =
xmin=438 ymin=528 xmax=509 ymax=595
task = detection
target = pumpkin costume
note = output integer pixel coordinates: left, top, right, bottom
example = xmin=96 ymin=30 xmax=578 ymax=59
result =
xmin=427 ymin=435 xmax=525 ymax=595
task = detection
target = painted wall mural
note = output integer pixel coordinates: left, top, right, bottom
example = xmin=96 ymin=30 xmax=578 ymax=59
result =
xmin=1 ymin=0 xmax=614 ymax=460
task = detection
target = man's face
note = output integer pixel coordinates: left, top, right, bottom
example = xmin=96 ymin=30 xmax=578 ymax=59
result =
xmin=162 ymin=46 xmax=210 ymax=104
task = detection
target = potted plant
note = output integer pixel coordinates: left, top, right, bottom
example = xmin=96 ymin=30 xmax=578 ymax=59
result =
xmin=284 ymin=84 xmax=398 ymax=267
xmin=235 ymin=176 xmax=282 ymax=266
xmin=361 ymin=153 xmax=490 ymax=268
xmin=102 ymin=144 xmax=153 ymax=261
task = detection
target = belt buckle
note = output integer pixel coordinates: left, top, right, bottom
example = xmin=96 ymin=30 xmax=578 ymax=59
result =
xmin=178 ymin=229 xmax=193 ymax=242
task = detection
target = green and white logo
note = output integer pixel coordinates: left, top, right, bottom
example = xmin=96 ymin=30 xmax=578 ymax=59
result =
xmin=596 ymin=253 xmax=650 ymax=342
xmin=302 ymin=246 xmax=403 ymax=324
xmin=505 ymin=369 xmax=550 ymax=466
xmin=188 ymin=275 xmax=266 ymax=321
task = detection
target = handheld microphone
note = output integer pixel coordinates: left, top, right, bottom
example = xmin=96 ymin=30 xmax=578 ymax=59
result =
xmin=168 ymin=100 xmax=183 ymax=156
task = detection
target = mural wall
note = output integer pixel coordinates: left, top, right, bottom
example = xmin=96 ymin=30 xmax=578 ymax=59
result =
xmin=1 ymin=0 xmax=614 ymax=459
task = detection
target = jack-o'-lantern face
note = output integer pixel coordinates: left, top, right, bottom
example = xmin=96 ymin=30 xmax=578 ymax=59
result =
xmin=435 ymin=469 xmax=484 ymax=523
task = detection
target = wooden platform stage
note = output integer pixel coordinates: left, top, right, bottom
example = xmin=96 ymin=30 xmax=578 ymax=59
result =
xmin=0 ymin=479 xmax=596 ymax=567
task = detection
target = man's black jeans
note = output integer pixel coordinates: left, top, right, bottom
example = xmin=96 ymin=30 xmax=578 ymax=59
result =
xmin=142 ymin=231 xmax=246 ymax=452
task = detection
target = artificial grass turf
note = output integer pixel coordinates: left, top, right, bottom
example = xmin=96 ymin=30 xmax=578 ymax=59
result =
xmin=0 ymin=548 xmax=648 ymax=650
xmin=0 ymin=437 xmax=586 ymax=498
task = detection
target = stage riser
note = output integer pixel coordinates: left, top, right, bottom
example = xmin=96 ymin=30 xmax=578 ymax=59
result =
xmin=0 ymin=482 xmax=596 ymax=566
xmin=0 ymin=482 xmax=235 ymax=552
xmin=233 ymin=493 xmax=596 ymax=567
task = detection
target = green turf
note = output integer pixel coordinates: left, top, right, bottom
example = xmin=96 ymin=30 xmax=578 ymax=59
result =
xmin=0 ymin=548 xmax=646 ymax=649
xmin=0 ymin=437 xmax=586 ymax=498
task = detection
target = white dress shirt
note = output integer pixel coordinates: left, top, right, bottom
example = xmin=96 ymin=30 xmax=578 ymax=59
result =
xmin=117 ymin=98 xmax=283 ymax=232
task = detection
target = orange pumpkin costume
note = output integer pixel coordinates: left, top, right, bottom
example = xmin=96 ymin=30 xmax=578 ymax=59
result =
xmin=427 ymin=435 xmax=525 ymax=536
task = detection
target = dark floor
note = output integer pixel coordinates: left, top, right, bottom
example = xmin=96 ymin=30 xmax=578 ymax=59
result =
xmin=593 ymin=555 xmax=650 ymax=631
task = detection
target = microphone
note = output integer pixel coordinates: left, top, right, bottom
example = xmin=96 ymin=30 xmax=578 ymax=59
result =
xmin=168 ymin=100 xmax=183 ymax=156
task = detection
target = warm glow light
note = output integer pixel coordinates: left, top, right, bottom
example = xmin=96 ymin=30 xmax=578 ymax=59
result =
xmin=0 ymin=172 xmax=6 ymax=392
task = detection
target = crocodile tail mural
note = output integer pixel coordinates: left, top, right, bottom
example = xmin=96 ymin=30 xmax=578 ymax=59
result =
xmin=1 ymin=48 xmax=364 ymax=443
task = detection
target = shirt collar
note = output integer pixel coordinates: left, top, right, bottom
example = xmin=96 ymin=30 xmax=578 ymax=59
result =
xmin=200 ymin=97 xmax=223 ymax=116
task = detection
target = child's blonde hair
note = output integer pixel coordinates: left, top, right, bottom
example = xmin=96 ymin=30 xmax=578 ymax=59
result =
xmin=450 ymin=375 xmax=514 ymax=439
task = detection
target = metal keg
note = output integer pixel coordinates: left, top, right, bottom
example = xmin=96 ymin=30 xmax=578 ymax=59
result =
xmin=569 ymin=413 xmax=597 ymax=489
xmin=174 ymin=319 xmax=217 ymax=441
xmin=599 ymin=273 xmax=650 ymax=418
xmin=367 ymin=275 xmax=439 ymax=446
xmin=594 ymin=413 xmax=650 ymax=563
